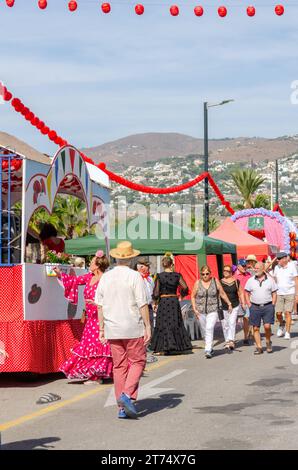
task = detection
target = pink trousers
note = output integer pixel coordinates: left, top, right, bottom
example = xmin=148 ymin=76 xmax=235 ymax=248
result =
xmin=109 ymin=337 xmax=146 ymax=402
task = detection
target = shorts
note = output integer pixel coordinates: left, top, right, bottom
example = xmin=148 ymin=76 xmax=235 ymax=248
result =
xmin=238 ymin=305 xmax=250 ymax=318
xmin=275 ymin=294 xmax=295 ymax=314
xmin=249 ymin=303 xmax=275 ymax=327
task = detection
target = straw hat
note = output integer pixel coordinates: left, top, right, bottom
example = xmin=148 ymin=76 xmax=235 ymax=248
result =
xmin=110 ymin=241 xmax=140 ymax=259
xmin=245 ymin=254 xmax=258 ymax=262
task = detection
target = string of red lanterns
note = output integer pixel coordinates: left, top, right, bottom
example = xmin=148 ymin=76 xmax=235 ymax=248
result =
xmin=1 ymin=85 xmax=237 ymax=211
xmin=3 ymin=1 xmax=285 ymax=17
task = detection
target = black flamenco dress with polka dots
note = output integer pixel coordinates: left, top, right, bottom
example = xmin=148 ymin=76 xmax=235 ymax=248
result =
xmin=151 ymin=272 xmax=192 ymax=354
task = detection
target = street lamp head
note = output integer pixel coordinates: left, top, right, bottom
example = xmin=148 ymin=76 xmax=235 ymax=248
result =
xmin=207 ymin=99 xmax=234 ymax=108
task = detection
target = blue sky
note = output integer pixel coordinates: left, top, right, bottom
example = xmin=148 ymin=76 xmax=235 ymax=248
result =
xmin=1 ymin=0 xmax=298 ymax=155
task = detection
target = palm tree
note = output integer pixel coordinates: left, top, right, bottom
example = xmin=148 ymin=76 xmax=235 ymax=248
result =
xmin=254 ymin=194 xmax=270 ymax=209
xmin=231 ymin=169 xmax=266 ymax=209
xmin=53 ymin=196 xmax=88 ymax=239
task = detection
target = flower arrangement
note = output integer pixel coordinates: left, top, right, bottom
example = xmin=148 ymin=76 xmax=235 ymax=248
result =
xmin=45 ymin=250 xmax=71 ymax=265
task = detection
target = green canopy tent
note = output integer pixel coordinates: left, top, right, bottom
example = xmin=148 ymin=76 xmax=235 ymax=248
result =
xmin=65 ymin=216 xmax=237 ymax=276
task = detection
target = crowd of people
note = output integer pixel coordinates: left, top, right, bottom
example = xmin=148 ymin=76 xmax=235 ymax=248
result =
xmin=34 ymin=243 xmax=298 ymax=419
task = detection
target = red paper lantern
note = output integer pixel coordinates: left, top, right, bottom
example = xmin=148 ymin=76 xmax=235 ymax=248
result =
xmin=101 ymin=3 xmax=111 ymax=14
xmin=275 ymin=4 xmax=284 ymax=16
xmin=11 ymin=98 xmax=21 ymax=108
xmin=48 ymin=130 xmax=57 ymax=141
xmin=38 ymin=0 xmax=47 ymax=9
xmin=4 ymin=91 xmax=12 ymax=101
xmin=194 ymin=6 xmax=204 ymax=17
xmin=68 ymin=1 xmax=78 ymax=12
xmin=247 ymin=6 xmax=255 ymax=17
xmin=41 ymin=126 xmax=50 ymax=135
xmin=37 ymin=121 xmax=45 ymax=130
xmin=290 ymin=240 xmax=297 ymax=248
xmin=98 ymin=162 xmax=106 ymax=170
xmin=218 ymin=6 xmax=227 ymax=17
xmin=25 ymin=112 xmax=34 ymax=121
xmin=6 ymin=0 xmax=15 ymax=7
xmin=170 ymin=5 xmax=179 ymax=16
xmin=135 ymin=4 xmax=144 ymax=15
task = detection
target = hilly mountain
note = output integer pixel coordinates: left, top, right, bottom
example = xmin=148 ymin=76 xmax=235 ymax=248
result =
xmin=81 ymin=132 xmax=298 ymax=170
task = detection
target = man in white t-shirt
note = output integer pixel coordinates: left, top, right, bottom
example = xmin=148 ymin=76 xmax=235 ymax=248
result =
xmin=273 ymin=252 xmax=298 ymax=339
xmin=95 ymin=241 xmax=151 ymax=420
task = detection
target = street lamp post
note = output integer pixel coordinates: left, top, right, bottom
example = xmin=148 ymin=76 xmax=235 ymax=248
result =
xmin=203 ymin=99 xmax=234 ymax=236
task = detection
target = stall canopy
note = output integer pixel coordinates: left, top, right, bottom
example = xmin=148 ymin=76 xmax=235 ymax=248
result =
xmin=65 ymin=216 xmax=237 ymax=257
xmin=209 ymin=217 xmax=271 ymax=259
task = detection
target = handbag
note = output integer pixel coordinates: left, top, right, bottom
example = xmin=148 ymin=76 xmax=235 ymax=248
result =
xmin=215 ymin=279 xmax=224 ymax=321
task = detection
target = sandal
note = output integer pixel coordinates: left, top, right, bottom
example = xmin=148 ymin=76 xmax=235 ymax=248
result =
xmin=254 ymin=348 xmax=263 ymax=355
xmin=36 ymin=393 xmax=61 ymax=404
xmin=266 ymin=341 xmax=273 ymax=353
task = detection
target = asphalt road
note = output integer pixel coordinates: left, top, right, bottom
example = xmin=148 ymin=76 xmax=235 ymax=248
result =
xmin=1 ymin=321 xmax=298 ymax=450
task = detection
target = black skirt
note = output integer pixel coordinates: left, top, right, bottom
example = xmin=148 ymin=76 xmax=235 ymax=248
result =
xmin=151 ymin=297 xmax=193 ymax=354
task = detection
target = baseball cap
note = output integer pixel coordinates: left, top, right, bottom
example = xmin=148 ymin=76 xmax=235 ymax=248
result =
xmin=276 ymin=252 xmax=288 ymax=260
xmin=237 ymin=259 xmax=247 ymax=267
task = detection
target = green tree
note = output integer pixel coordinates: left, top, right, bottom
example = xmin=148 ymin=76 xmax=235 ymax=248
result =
xmin=231 ymin=169 xmax=266 ymax=208
xmin=53 ymin=196 xmax=88 ymax=239
xmin=254 ymin=194 xmax=270 ymax=209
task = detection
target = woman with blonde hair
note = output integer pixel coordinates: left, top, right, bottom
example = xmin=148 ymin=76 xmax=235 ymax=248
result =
xmin=191 ymin=265 xmax=232 ymax=359
xmin=151 ymin=254 xmax=192 ymax=355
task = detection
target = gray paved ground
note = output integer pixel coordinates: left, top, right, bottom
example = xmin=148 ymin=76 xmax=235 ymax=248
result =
xmin=1 ymin=321 xmax=298 ymax=450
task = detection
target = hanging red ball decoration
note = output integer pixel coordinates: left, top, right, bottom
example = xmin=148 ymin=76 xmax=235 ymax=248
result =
xmin=101 ymin=3 xmax=111 ymax=14
xmin=41 ymin=126 xmax=50 ymax=135
xmin=68 ymin=1 xmax=78 ymax=12
xmin=194 ymin=6 xmax=204 ymax=17
xmin=4 ymin=91 xmax=12 ymax=101
xmin=275 ymin=4 xmax=284 ymax=16
xmin=218 ymin=6 xmax=227 ymax=17
xmin=170 ymin=5 xmax=179 ymax=16
xmin=38 ymin=0 xmax=47 ymax=9
xmin=135 ymin=4 xmax=144 ymax=15
xmin=98 ymin=162 xmax=106 ymax=170
xmin=6 ymin=0 xmax=15 ymax=7
xmin=48 ymin=130 xmax=57 ymax=141
xmin=11 ymin=98 xmax=21 ymax=108
xmin=247 ymin=6 xmax=255 ymax=17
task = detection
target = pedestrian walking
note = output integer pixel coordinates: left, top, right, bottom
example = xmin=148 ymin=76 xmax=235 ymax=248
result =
xmin=245 ymin=261 xmax=277 ymax=355
xmin=235 ymin=259 xmax=252 ymax=345
xmin=151 ymin=254 xmax=192 ymax=355
xmin=273 ymin=252 xmax=298 ymax=340
xmin=220 ymin=264 xmax=245 ymax=351
xmin=191 ymin=266 xmax=232 ymax=359
xmin=95 ymin=241 xmax=151 ymax=420
xmin=54 ymin=251 xmax=113 ymax=383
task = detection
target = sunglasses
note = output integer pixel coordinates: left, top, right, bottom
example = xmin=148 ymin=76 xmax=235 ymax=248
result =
xmin=223 ymin=269 xmax=232 ymax=273
xmin=201 ymin=272 xmax=211 ymax=276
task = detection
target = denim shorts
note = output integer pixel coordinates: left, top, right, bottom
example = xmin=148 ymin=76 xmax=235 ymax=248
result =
xmin=238 ymin=305 xmax=250 ymax=318
xmin=249 ymin=303 xmax=275 ymax=327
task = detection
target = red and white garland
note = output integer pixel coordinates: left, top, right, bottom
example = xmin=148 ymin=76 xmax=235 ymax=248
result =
xmin=3 ymin=1 xmax=285 ymax=17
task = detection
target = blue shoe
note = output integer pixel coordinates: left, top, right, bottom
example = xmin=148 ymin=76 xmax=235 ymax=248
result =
xmin=118 ymin=408 xmax=127 ymax=419
xmin=117 ymin=393 xmax=138 ymax=419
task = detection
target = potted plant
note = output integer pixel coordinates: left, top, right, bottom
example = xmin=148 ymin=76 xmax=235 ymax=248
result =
xmin=45 ymin=250 xmax=71 ymax=276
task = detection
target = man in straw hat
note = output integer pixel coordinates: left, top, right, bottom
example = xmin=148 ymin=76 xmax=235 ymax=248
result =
xmin=95 ymin=241 xmax=151 ymax=419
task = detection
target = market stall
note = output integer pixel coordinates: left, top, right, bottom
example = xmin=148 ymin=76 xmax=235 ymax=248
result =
xmin=0 ymin=140 xmax=110 ymax=373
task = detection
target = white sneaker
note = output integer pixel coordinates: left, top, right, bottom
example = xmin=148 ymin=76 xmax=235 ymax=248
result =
xmin=284 ymin=332 xmax=291 ymax=340
xmin=277 ymin=327 xmax=285 ymax=337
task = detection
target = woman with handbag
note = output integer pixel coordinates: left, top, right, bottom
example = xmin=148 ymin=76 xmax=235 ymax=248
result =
xmin=191 ymin=265 xmax=232 ymax=359
xmin=220 ymin=265 xmax=245 ymax=352
xmin=53 ymin=251 xmax=113 ymax=383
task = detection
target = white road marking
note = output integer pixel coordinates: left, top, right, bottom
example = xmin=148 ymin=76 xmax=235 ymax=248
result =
xmin=104 ymin=369 xmax=186 ymax=407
